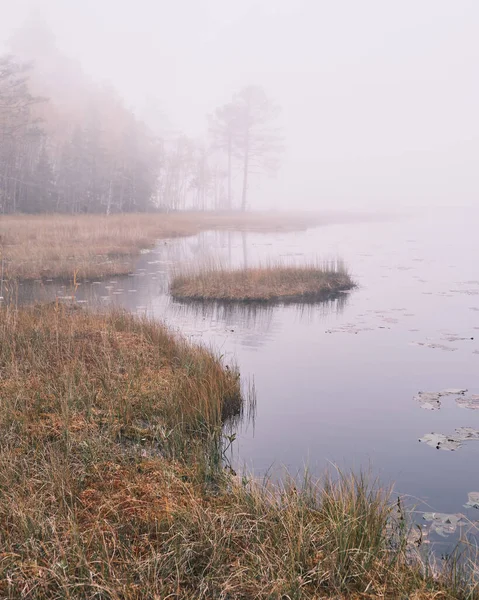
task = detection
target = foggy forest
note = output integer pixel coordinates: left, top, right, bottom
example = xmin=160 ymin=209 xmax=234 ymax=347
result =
xmin=1 ymin=2 xmax=479 ymax=599
xmin=0 ymin=17 xmax=282 ymax=214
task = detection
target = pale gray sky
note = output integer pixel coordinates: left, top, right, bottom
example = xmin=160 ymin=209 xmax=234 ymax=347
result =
xmin=1 ymin=0 xmax=478 ymax=210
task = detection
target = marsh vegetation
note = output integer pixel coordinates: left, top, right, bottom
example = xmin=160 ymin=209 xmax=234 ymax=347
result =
xmin=0 ymin=303 xmax=476 ymax=598
xmin=170 ymin=260 xmax=355 ymax=302
xmin=0 ymin=4 xmax=478 ymax=598
xmin=0 ymin=211 xmax=351 ymax=281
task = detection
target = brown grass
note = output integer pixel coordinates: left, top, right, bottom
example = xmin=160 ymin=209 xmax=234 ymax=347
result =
xmin=0 ymin=211 xmax=357 ymax=281
xmin=0 ymin=303 xmax=475 ymax=598
xmin=171 ymin=261 xmax=355 ymax=302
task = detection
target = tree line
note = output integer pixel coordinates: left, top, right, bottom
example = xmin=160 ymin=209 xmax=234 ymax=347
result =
xmin=0 ymin=23 xmax=282 ymax=214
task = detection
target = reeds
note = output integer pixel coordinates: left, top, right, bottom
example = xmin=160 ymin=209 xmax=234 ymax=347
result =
xmin=0 ymin=211 xmax=334 ymax=281
xmin=0 ymin=303 xmax=476 ymax=598
xmin=171 ymin=259 xmax=355 ymax=302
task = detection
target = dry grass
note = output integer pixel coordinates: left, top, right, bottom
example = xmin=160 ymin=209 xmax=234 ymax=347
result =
xmin=0 ymin=303 xmax=241 ymax=597
xmin=0 ymin=211 xmax=355 ymax=281
xmin=0 ymin=303 xmax=476 ymax=598
xmin=171 ymin=260 xmax=355 ymax=302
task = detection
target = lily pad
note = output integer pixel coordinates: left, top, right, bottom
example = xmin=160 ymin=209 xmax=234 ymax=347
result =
xmin=455 ymin=427 xmax=479 ymax=440
xmin=419 ymin=426 xmax=479 ymax=451
xmin=419 ymin=433 xmax=462 ymax=451
xmin=422 ymin=512 xmax=466 ymax=537
xmin=414 ymin=392 xmax=442 ymax=410
xmin=412 ymin=341 xmax=458 ymax=352
xmin=464 ymin=492 xmax=479 ymax=510
xmin=455 ymin=395 xmax=479 ymax=410
xmin=414 ymin=389 xmax=467 ymax=411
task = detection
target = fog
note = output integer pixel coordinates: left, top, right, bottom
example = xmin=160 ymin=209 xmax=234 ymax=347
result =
xmin=1 ymin=0 xmax=478 ymax=211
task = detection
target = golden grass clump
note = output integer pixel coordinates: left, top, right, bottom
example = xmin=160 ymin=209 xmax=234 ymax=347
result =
xmin=171 ymin=260 xmax=355 ymax=302
xmin=0 ymin=303 xmax=242 ymax=597
xmin=0 ymin=211 xmax=342 ymax=281
xmin=0 ymin=303 xmax=475 ymax=598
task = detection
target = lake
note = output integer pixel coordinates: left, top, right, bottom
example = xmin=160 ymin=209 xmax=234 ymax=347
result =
xmin=20 ymin=207 xmax=479 ymax=550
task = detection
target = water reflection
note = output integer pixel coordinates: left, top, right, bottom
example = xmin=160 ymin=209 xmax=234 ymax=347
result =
xmin=171 ymin=293 xmax=348 ymax=341
xmin=11 ymin=211 xmax=479 ymax=558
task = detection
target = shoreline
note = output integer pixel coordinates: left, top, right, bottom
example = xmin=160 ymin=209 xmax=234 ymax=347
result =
xmin=0 ymin=302 xmax=473 ymax=598
xmin=170 ymin=263 xmax=355 ymax=303
xmin=0 ymin=210 xmax=386 ymax=282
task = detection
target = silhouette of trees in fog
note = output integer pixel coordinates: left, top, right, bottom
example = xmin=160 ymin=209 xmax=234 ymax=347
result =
xmin=0 ymin=19 xmax=282 ymax=214
xmin=210 ymin=86 xmax=283 ymax=211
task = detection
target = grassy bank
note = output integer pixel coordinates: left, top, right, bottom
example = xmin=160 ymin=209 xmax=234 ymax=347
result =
xmin=0 ymin=303 xmax=475 ymax=598
xmin=171 ymin=261 xmax=355 ymax=302
xmin=0 ymin=211 xmax=362 ymax=282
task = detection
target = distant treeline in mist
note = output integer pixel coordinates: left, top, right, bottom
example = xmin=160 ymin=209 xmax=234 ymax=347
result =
xmin=0 ymin=19 xmax=282 ymax=214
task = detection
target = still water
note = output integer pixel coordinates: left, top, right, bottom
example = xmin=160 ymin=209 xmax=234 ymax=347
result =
xmin=22 ymin=207 xmax=479 ymax=548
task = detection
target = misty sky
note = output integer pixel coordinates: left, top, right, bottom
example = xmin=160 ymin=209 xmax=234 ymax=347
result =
xmin=1 ymin=0 xmax=478 ymax=210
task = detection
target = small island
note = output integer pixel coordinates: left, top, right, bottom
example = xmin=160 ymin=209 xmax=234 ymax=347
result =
xmin=170 ymin=262 xmax=355 ymax=302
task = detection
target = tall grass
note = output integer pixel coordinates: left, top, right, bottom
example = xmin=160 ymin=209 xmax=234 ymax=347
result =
xmin=0 ymin=211 xmax=338 ymax=281
xmin=0 ymin=303 xmax=476 ymax=598
xmin=171 ymin=259 xmax=355 ymax=302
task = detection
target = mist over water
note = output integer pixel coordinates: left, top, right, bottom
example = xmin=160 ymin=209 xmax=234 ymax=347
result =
xmin=18 ymin=206 xmax=479 ymax=553
xmin=1 ymin=0 xmax=478 ymax=211
xmin=2 ymin=0 xmax=479 ymax=563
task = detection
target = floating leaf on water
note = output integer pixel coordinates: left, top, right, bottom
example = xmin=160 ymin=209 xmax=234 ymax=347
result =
xmin=455 ymin=427 xmax=479 ymax=440
xmin=412 ymin=341 xmax=458 ymax=352
xmin=325 ymin=323 xmax=370 ymax=335
xmin=464 ymin=492 xmax=479 ymax=510
xmin=419 ymin=433 xmax=462 ymax=451
xmin=442 ymin=335 xmax=474 ymax=342
xmin=422 ymin=512 xmax=466 ymax=537
xmin=414 ymin=392 xmax=442 ymax=411
xmin=456 ymin=395 xmax=479 ymax=410
xmin=414 ymin=389 xmax=467 ymax=411
xmin=420 ymin=426 xmax=479 ymax=451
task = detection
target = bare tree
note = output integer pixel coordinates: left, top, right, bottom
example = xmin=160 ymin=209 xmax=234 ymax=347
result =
xmin=232 ymin=86 xmax=282 ymax=211
xmin=208 ymin=103 xmax=239 ymax=209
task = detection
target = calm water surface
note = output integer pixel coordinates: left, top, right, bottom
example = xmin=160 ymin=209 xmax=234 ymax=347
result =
xmin=23 ymin=208 xmax=479 ymax=547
